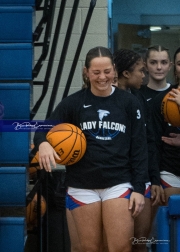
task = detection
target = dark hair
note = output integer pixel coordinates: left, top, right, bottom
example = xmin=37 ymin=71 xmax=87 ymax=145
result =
xmin=82 ymin=70 xmax=90 ymax=89
xmin=85 ymin=46 xmax=114 ymax=69
xmin=113 ymin=49 xmax=142 ymax=78
xmin=145 ymin=45 xmax=171 ymax=62
xmin=84 ymin=46 xmax=114 ymax=88
xmin=173 ymin=47 xmax=180 ymax=84
xmin=174 ymin=47 xmax=180 ymax=63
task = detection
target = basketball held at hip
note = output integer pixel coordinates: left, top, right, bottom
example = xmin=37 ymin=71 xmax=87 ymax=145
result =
xmin=46 ymin=123 xmax=87 ymax=165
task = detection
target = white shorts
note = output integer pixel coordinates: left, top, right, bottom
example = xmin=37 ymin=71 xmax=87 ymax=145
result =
xmin=160 ymin=171 xmax=180 ymax=188
xmin=145 ymin=182 xmax=151 ymax=199
xmin=66 ymin=183 xmax=133 ymax=210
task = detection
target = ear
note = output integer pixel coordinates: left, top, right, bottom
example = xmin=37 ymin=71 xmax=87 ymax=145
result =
xmin=168 ymin=61 xmax=173 ymax=71
xmin=122 ymin=70 xmax=130 ymax=78
xmin=83 ymin=67 xmax=89 ymax=78
xmin=144 ymin=62 xmax=148 ymax=72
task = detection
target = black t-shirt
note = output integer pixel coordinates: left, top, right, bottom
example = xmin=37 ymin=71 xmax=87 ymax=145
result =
xmin=131 ymin=88 xmax=160 ymax=185
xmin=140 ymin=84 xmax=172 ymax=114
xmin=34 ymin=87 xmax=148 ymax=194
xmin=151 ymin=84 xmax=180 ymax=176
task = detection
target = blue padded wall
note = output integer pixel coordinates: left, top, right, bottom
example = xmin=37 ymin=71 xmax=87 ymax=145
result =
xmin=0 ymin=83 xmax=30 ymax=119
xmin=0 ymin=0 xmax=33 ymax=251
xmin=168 ymin=195 xmax=180 ymax=252
xmin=0 ymin=132 xmax=29 ymax=164
xmin=0 ymin=7 xmax=33 ymax=42
xmin=156 ymin=206 xmax=170 ymax=252
xmin=0 ymin=217 xmax=25 ymax=252
xmin=0 ymin=167 xmax=26 ymax=206
xmin=0 ymin=0 xmax=35 ymax=6
xmin=168 ymin=195 xmax=180 ymax=215
xmin=0 ymin=43 xmax=33 ymax=80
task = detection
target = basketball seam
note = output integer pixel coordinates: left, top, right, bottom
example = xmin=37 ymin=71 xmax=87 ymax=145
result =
xmin=60 ymin=126 xmax=79 ymax=163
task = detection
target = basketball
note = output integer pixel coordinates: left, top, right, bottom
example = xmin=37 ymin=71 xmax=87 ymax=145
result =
xmin=26 ymin=193 xmax=46 ymax=229
xmin=46 ymin=123 xmax=86 ymax=165
xmin=161 ymin=90 xmax=180 ymax=127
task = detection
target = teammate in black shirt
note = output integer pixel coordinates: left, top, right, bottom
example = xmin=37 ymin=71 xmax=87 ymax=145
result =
xmin=34 ymin=46 xmax=148 ymax=252
xmin=140 ymin=45 xmax=172 ymax=114
xmin=113 ymin=48 xmax=160 ymax=252
xmin=162 ymin=47 xmax=180 ymax=147
xmin=139 ymin=45 xmax=173 ymax=250
xmin=151 ymin=47 xmax=180 ymax=205
xmin=140 ymin=45 xmax=174 ymax=203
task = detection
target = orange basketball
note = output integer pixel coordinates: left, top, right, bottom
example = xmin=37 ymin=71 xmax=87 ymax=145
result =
xmin=161 ymin=90 xmax=180 ymax=127
xmin=26 ymin=193 xmax=46 ymax=229
xmin=46 ymin=123 xmax=86 ymax=165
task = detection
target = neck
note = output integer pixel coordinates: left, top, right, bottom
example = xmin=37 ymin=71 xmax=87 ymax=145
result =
xmin=91 ymin=85 xmax=113 ymax=97
xmin=147 ymin=78 xmax=167 ymax=90
xmin=118 ymin=80 xmax=127 ymax=90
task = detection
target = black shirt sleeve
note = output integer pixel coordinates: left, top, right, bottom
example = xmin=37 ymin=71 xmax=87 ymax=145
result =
xmin=130 ymin=97 xmax=148 ymax=195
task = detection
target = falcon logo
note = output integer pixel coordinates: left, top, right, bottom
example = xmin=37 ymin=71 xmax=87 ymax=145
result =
xmin=97 ymin=109 xmax=110 ymax=121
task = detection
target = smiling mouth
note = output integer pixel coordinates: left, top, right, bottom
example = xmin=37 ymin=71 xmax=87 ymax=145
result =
xmin=98 ymin=82 xmax=108 ymax=85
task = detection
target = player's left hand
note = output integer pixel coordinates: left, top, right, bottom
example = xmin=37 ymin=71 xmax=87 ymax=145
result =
xmin=129 ymin=192 xmax=145 ymax=218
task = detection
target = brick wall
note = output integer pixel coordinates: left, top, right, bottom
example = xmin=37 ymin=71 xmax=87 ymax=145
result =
xmin=33 ymin=0 xmax=108 ymax=120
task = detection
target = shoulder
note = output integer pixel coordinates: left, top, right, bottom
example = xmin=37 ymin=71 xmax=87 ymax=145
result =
xmin=115 ymin=87 xmax=133 ymax=97
xmin=154 ymin=84 xmax=175 ymax=103
xmin=54 ymin=89 xmax=87 ymax=112
xmin=115 ymin=88 xmax=142 ymax=109
xmin=139 ymin=85 xmax=150 ymax=95
xmin=139 ymin=85 xmax=155 ymax=98
xmin=131 ymin=88 xmax=147 ymax=106
xmin=66 ymin=88 xmax=86 ymax=98
xmin=139 ymin=85 xmax=148 ymax=91
xmin=152 ymin=87 xmax=173 ymax=111
xmin=131 ymin=88 xmax=146 ymax=100
xmin=61 ymin=89 xmax=86 ymax=103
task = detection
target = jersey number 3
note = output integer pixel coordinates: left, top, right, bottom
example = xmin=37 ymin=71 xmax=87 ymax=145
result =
xmin=136 ymin=109 xmax=141 ymax=119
